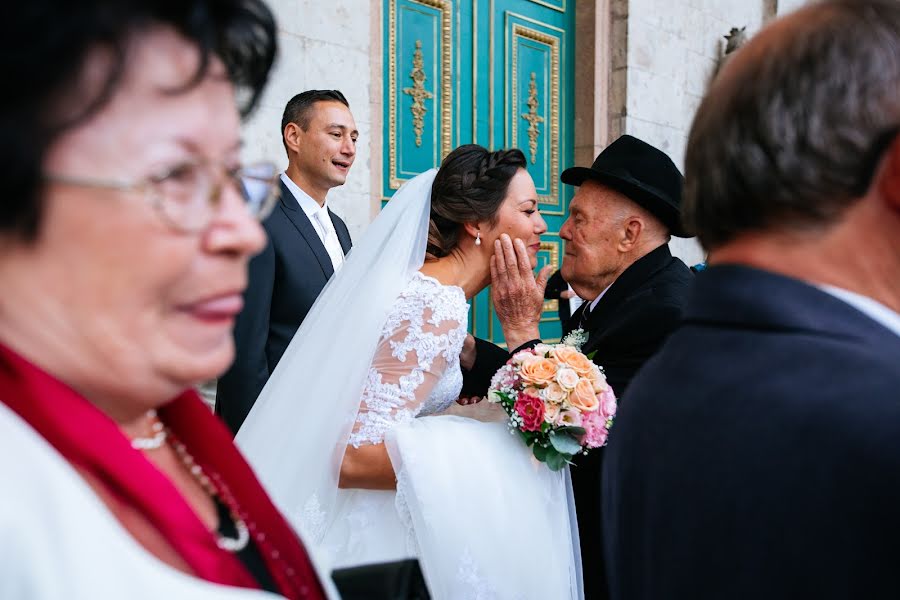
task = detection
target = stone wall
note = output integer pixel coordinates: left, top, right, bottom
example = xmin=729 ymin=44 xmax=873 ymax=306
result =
xmin=614 ymin=0 xmax=811 ymax=264
xmin=240 ymin=0 xmax=379 ymax=242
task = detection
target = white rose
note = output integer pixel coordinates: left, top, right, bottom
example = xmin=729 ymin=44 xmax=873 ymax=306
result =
xmin=533 ymin=343 xmax=554 ymax=357
xmin=511 ymin=350 xmax=534 ymax=365
xmin=556 ymin=367 xmax=579 ymax=390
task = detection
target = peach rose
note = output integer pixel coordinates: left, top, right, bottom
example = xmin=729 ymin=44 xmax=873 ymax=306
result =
xmin=523 ymin=385 xmax=543 ymax=399
xmin=590 ymin=366 xmax=610 ymax=393
xmin=520 ymin=357 xmax=558 ymax=386
xmin=569 ymin=378 xmax=600 ymax=412
xmin=544 ymin=402 xmax=561 ymax=423
xmin=555 ymin=367 xmax=580 ymax=390
xmin=544 ymin=381 xmax=567 ymax=404
xmin=552 ymin=346 xmax=595 ymax=377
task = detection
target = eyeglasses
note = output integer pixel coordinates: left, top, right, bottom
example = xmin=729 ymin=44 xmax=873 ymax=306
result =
xmin=45 ymin=160 xmax=281 ymax=232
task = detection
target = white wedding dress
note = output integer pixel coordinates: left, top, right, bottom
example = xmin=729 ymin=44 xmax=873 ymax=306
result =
xmin=237 ymin=171 xmax=582 ymax=599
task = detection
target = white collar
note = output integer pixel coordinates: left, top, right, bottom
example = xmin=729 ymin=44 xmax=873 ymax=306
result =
xmin=819 ymin=285 xmax=900 ymax=338
xmin=280 ymin=173 xmax=329 ymax=218
xmin=588 ymin=284 xmax=613 ymax=312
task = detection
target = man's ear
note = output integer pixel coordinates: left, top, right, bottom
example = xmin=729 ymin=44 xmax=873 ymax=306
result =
xmin=283 ymin=122 xmax=302 ymax=155
xmin=879 ymin=136 xmax=900 ymax=212
xmin=618 ymin=216 xmax=643 ymax=251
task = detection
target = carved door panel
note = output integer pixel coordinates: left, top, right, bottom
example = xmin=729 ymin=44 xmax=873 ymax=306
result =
xmin=384 ymin=0 xmax=575 ymax=345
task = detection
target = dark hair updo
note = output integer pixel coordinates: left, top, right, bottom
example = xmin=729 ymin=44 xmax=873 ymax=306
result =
xmin=427 ymin=144 xmax=527 ymax=259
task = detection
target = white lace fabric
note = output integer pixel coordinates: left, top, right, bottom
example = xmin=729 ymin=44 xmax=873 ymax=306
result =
xmin=349 ymin=272 xmax=468 ymax=448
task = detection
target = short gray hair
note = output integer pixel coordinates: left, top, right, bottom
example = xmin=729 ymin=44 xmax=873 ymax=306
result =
xmin=684 ymin=0 xmax=900 ymax=250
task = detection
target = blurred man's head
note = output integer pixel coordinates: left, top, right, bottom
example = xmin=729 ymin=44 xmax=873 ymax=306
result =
xmin=685 ymin=0 xmax=900 ymax=259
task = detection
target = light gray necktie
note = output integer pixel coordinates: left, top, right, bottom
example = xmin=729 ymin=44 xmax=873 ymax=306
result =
xmin=313 ymin=210 xmax=344 ymax=271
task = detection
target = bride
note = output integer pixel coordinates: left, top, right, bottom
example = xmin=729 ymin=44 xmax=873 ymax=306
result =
xmin=237 ymin=145 xmax=583 ymax=599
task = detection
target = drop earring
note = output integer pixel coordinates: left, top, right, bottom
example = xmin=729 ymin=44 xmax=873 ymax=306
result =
xmin=475 ymin=232 xmax=481 ymax=246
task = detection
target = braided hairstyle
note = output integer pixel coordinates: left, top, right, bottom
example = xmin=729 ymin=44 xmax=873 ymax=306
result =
xmin=427 ymin=144 xmax=527 ymax=259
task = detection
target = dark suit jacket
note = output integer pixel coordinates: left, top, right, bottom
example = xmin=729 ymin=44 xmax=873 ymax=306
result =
xmin=216 ymin=180 xmax=351 ymax=434
xmin=602 ymin=265 xmax=900 ymax=599
xmin=463 ymin=243 xmax=693 ymax=599
xmin=545 ymin=269 xmax=574 ymax=328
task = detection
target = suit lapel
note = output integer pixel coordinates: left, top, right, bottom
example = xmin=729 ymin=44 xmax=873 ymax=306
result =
xmin=329 ymin=208 xmax=352 ymax=254
xmin=277 ymin=180 xmax=334 ymax=278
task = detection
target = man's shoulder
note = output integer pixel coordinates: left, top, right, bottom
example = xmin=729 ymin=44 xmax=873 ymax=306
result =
xmin=618 ymin=260 xmax=692 ymax=318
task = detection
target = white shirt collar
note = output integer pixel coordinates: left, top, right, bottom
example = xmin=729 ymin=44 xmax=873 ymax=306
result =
xmin=588 ymin=285 xmax=613 ymax=312
xmin=819 ymin=284 xmax=900 ymax=338
xmin=280 ymin=173 xmax=329 ymax=218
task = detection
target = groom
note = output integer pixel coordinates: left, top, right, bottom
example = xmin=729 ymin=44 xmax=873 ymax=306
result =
xmin=217 ymin=90 xmax=357 ymax=434
xmin=462 ymin=135 xmax=693 ymax=599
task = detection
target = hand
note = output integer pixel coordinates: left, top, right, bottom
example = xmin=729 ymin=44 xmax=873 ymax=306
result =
xmin=560 ymin=290 xmax=576 ymax=300
xmin=456 ymin=396 xmax=483 ymax=406
xmin=490 ymin=234 xmax=553 ymax=350
xmin=460 ymin=333 xmax=477 ymax=371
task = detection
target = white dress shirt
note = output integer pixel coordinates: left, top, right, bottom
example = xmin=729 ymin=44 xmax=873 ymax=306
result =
xmin=280 ymin=173 xmax=344 ymax=272
xmin=820 ymin=284 xmax=900 ymax=338
xmin=587 ymin=285 xmax=612 ymax=313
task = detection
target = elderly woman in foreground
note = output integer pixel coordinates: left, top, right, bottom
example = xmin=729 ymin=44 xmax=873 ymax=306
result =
xmin=0 ymin=1 xmax=328 ymax=598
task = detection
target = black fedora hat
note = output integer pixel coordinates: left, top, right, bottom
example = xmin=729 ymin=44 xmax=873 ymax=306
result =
xmin=560 ymin=135 xmax=689 ymax=237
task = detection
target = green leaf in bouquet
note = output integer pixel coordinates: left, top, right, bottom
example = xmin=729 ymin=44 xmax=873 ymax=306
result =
xmin=532 ymin=442 xmax=551 ymax=463
xmin=586 ymin=350 xmax=597 ymax=360
xmin=549 ymin=430 xmax=583 ymax=455
xmin=545 ymin=449 xmax=572 ymax=471
xmin=494 ymin=390 xmax=514 ymax=405
xmin=557 ymin=426 xmax=586 ymax=437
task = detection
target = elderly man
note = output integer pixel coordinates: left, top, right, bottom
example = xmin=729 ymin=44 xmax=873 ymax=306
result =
xmin=463 ymin=134 xmax=694 ymax=599
xmin=602 ymin=1 xmax=900 ymax=598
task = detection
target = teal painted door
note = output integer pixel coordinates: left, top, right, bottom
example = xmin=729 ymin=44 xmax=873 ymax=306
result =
xmin=384 ymin=0 xmax=575 ymax=345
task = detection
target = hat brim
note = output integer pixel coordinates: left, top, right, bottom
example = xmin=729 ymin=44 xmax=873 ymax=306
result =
xmin=560 ymin=166 xmax=690 ymax=238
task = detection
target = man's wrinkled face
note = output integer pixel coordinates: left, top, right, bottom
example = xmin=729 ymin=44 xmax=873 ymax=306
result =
xmin=559 ymin=181 xmax=629 ymax=298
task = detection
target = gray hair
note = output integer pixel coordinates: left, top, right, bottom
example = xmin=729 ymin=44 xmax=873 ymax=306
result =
xmin=684 ymin=0 xmax=900 ymax=250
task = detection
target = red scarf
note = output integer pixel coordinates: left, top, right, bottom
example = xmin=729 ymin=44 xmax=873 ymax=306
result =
xmin=0 ymin=343 xmax=324 ymax=600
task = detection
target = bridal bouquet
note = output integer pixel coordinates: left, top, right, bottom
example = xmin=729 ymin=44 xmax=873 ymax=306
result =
xmin=487 ymin=340 xmax=616 ymax=471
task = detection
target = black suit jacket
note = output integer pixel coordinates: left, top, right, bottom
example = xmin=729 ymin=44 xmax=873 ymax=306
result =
xmin=545 ymin=269 xmax=574 ymax=328
xmin=463 ymin=243 xmax=693 ymax=599
xmin=216 ymin=180 xmax=351 ymax=434
xmin=602 ymin=265 xmax=900 ymax=599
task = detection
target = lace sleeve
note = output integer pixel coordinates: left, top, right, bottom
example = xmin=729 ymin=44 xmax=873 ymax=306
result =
xmin=348 ymin=296 xmax=465 ymax=448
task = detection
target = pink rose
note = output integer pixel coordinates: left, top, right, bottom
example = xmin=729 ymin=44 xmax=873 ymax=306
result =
xmin=581 ymin=410 xmax=610 ymax=448
xmin=511 ymin=349 xmax=536 ymax=365
xmin=514 ymin=393 xmax=545 ymax=432
xmin=556 ymin=409 xmax=583 ymax=428
xmin=599 ymin=388 xmax=617 ymax=420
